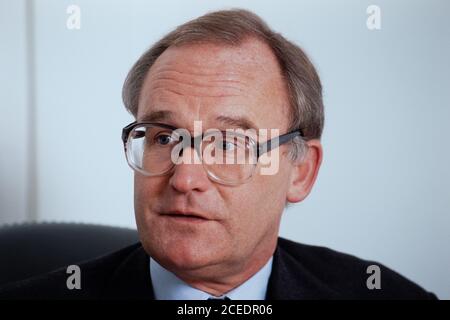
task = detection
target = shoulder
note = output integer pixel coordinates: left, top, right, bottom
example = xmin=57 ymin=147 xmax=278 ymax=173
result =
xmin=275 ymin=237 xmax=437 ymax=299
xmin=0 ymin=243 xmax=142 ymax=300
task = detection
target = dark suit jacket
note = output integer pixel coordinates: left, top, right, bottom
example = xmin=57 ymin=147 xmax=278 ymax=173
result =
xmin=0 ymin=237 xmax=437 ymax=299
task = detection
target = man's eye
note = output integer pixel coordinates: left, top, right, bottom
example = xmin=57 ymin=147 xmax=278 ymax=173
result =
xmin=221 ymin=140 xmax=236 ymax=151
xmin=154 ymin=134 xmax=174 ymax=146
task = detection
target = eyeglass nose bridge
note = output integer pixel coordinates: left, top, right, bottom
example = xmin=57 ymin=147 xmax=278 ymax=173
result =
xmin=171 ymin=131 xmax=257 ymax=186
xmin=171 ymin=130 xmax=207 ymax=165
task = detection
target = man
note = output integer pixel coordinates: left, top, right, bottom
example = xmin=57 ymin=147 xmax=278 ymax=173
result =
xmin=0 ymin=9 xmax=436 ymax=299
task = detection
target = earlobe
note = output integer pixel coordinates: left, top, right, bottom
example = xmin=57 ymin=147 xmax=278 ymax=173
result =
xmin=286 ymin=140 xmax=323 ymax=203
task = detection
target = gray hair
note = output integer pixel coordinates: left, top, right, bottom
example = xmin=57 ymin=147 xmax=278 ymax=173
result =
xmin=122 ymin=9 xmax=324 ymax=160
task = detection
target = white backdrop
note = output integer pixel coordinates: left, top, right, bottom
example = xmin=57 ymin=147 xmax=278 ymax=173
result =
xmin=1 ymin=0 xmax=449 ymax=298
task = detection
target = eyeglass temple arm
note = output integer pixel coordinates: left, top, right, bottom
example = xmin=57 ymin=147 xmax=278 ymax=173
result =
xmin=257 ymin=130 xmax=302 ymax=158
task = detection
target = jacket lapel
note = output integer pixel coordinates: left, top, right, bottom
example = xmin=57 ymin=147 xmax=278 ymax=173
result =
xmin=102 ymin=244 xmax=155 ymax=299
xmin=265 ymin=238 xmax=340 ymax=300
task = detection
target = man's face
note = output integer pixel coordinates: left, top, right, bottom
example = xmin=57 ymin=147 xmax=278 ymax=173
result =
xmin=134 ymin=39 xmax=296 ymax=277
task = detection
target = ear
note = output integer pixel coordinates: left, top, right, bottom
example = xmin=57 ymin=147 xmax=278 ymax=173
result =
xmin=286 ymin=139 xmax=323 ymax=203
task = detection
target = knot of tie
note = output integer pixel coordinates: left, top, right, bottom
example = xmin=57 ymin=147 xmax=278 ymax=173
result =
xmin=207 ymin=296 xmax=231 ymax=300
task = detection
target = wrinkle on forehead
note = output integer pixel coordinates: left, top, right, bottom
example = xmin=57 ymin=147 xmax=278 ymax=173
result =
xmin=146 ymin=60 xmax=256 ymax=99
xmin=148 ymin=68 xmax=248 ymax=98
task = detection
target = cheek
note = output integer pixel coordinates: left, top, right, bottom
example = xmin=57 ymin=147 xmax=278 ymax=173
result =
xmin=133 ymin=176 xmax=151 ymax=232
xmin=134 ymin=175 xmax=165 ymax=204
xmin=256 ymin=172 xmax=289 ymax=216
xmin=225 ymin=175 xmax=287 ymax=236
xmin=133 ymin=175 xmax=167 ymax=229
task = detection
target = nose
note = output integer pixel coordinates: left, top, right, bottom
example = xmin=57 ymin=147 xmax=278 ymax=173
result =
xmin=169 ymin=147 xmax=210 ymax=193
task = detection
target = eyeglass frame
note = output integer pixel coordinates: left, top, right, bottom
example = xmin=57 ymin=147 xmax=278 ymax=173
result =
xmin=121 ymin=121 xmax=304 ymax=182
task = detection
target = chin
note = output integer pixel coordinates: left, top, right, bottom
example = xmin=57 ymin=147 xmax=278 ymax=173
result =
xmin=148 ymin=234 xmax=225 ymax=271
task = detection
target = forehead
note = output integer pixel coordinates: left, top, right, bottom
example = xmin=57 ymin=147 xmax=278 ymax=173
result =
xmin=137 ymin=38 xmax=290 ymax=131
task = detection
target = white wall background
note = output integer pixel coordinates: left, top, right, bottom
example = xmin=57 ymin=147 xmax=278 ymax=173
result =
xmin=1 ymin=0 xmax=449 ymax=298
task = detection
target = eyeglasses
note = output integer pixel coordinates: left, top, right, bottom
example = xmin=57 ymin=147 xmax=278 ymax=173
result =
xmin=121 ymin=121 xmax=304 ymax=186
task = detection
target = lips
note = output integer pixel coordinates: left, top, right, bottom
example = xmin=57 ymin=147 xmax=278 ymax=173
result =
xmin=160 ymin=210 xmax=210 ymax=221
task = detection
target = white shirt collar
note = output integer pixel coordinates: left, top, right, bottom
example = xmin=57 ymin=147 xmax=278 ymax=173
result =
xmin=149 ymin=256 xmax=273 ymax=300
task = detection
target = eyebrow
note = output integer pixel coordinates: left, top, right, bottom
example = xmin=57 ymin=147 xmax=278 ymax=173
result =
xmin=215 ymin=115 xmax=258 ymax=131
xmin=138 ymin=110 xmax=258 ymax=131
xmin=138 ymin=110 xmax=174 ymax=123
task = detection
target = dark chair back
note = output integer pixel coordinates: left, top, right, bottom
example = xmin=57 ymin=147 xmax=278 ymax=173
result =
xmin=0 ymin=223 xmax=139 ymax=286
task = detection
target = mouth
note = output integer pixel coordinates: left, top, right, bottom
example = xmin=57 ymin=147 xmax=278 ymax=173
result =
xmin=160 ymin=211 xmax=211 ymax=224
